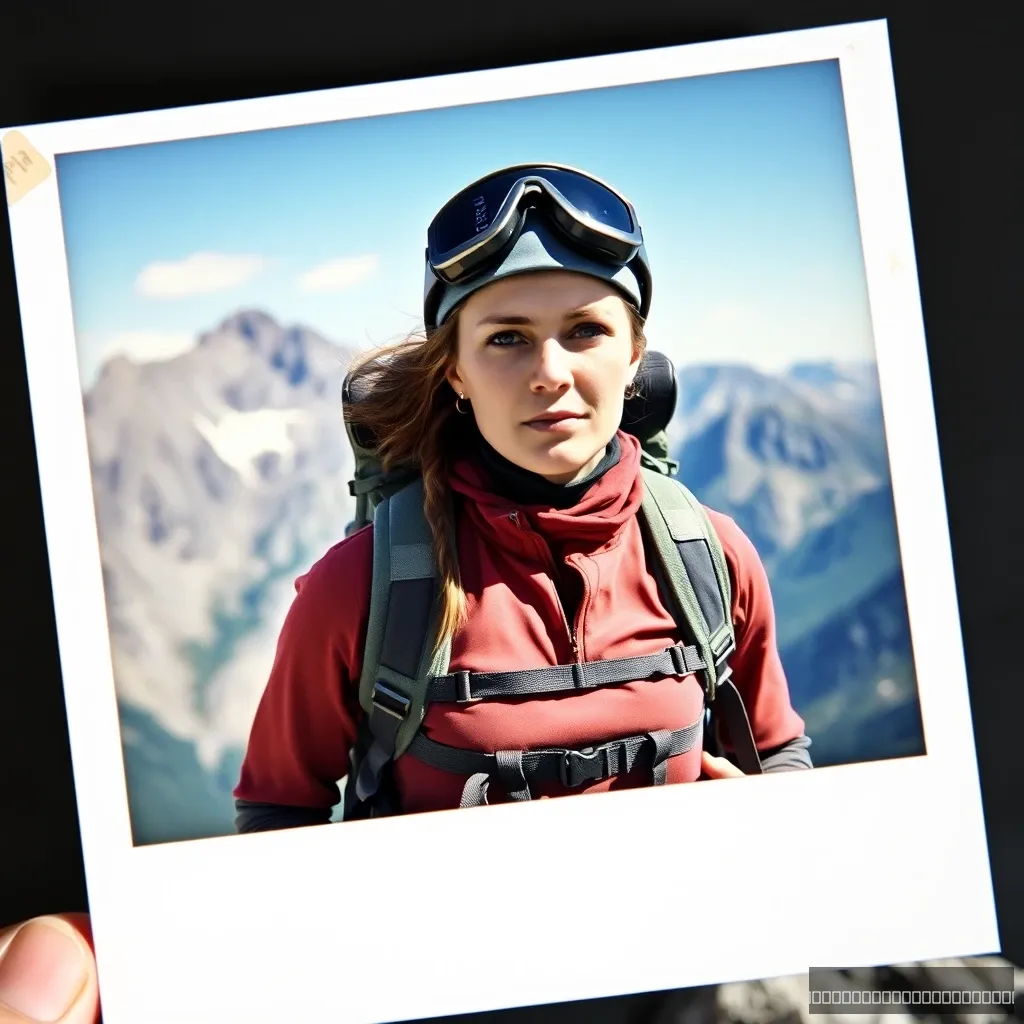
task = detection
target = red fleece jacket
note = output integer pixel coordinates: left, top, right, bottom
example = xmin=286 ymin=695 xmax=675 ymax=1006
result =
xmin=234 ymin=432 xmax=805 ymax=815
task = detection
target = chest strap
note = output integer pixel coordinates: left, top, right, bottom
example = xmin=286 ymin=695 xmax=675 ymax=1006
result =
xmin=426 ymin=642 xmax=706 ymax=703
xmin=409 ymin=712 xmax=705 ymax=807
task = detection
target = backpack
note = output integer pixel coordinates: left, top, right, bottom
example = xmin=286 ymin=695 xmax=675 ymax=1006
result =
xmin=340 ymin=351 xmax=763 ymax=819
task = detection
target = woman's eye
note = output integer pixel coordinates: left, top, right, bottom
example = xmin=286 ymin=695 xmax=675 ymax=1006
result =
xmin=571 ymin=322 xmax=608 ymax=339
xmin=486 ymin=331 xmax=522 ymax=347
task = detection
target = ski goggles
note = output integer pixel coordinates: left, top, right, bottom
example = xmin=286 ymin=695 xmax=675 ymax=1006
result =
xmin=423 ymin=163 xmax=652 ymax=329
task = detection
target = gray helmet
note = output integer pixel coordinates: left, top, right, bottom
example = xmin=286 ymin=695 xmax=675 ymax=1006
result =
xmin=429 ymin=208 xmax=647 ymax=329
xmin=422 ymin=163 xmax=652 ymax=331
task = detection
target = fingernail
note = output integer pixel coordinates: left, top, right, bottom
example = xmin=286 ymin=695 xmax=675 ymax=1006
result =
xmin=0 ymin=918 xmax=89 ymax=1021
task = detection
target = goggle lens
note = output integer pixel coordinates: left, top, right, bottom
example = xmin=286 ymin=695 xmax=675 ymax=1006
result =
xmin=428 ymin=167 xmax=635 ymax=262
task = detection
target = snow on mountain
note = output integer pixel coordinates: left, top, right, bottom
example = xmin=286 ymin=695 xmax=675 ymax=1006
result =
xmin=84 ymin=311 xmax=357 ymax=772
xmin=667 ymin=362 xmax=890 ymax=563
xmin=785 ymin=360 xmax=882 ymax=409
xmin=785 ymin=361 xmax=889 ymax=456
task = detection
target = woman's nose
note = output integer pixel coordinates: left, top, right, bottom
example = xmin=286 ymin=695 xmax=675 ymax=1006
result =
xmin=529 ymin=338 xmax=573 ymax=392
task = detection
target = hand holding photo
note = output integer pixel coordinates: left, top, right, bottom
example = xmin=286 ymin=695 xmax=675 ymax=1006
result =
xmin=701 ymin=750 xmax=747 ymax=779
xmin=2 ymin=18 xmax=997 ymax=1024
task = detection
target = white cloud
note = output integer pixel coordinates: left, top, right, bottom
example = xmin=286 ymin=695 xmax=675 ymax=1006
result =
xmin=297 ymin=254 xmax=379 ymax=293
xmin=135 ymin=252 xmax=268 ymax=299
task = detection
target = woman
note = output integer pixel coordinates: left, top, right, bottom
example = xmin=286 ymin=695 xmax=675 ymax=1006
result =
xmin=233 ymin=163 xmax=811 ymax=833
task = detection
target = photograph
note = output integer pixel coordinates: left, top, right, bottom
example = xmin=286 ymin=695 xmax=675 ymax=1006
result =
xmin=58 ymin=56 xmax=922 ymax=846
xmin=2 ymin=19 xmax=997 ymax=1024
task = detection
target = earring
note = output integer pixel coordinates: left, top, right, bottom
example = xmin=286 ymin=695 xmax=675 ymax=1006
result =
xmin=624 ymin=381 xmax=638 ymax=400
xmin=455 ymin=392 xmax=470 ymax=415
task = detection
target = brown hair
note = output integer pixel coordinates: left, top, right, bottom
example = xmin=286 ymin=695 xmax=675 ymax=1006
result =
xmin=344 ymin=302 xmax=648 ymax=649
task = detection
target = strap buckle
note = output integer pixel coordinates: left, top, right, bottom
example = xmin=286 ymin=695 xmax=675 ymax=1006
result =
xmin=706 ymin=634 xmax=735 ymax=703
xmin=454 ymin=671 xmax=482 ymax=704
xmin=371 ymin=682 xmax=412 ymax=721
xmin=559 ymin=742 xmax=616 ymax=788
xmin=711 ymin=632 xmax=736 ymax=665
xmin=669 ymin=643 xmax=688 ymax=675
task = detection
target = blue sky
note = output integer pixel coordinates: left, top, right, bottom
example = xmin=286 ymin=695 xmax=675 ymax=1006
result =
xmin=56 ymin=58 xmax=876 ymax=389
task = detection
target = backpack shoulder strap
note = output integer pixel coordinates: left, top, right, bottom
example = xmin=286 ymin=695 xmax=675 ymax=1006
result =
xmin=640 ymin=468 xmax=735 ymax=693
xmin=639 ymin=468 xmax=763 ymax=774
xmin=351 ymin=477 xmax=452 ymax=808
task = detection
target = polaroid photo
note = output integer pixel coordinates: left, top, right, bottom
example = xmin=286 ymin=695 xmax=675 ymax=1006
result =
xmin=2 ymin=18 xmax=998 ymax=1023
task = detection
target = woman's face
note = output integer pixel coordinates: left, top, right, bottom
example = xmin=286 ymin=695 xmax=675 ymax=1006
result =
xmin=447 ymin=270 xmax=641 ymax=484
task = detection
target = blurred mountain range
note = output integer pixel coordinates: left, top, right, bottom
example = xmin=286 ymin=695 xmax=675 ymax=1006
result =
xmin=81 ymin=311 xmax=923 ymax=845
xmin=670 ymin=361 xmax=922 ymax=768
xmin=85 ymin=311 xmax=356 ymax=842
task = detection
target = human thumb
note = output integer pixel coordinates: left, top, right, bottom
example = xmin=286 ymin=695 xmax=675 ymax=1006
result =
xmin=700 ymin=749 xmax=745 ymax=779
xmin=0 ymin=915 xmax=98 ymax=1023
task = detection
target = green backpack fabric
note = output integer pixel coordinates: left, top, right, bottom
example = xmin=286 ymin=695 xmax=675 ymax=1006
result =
xmin=340 ymin=362 xmax=763 ymax=818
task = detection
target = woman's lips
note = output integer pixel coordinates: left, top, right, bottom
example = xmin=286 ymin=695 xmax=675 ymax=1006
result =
xmin=524 ymin=412 xmax=586 ymax=432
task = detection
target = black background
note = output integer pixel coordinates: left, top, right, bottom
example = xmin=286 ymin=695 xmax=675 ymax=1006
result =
xmin=0 ymin=1 xmax=1020 ymax=1021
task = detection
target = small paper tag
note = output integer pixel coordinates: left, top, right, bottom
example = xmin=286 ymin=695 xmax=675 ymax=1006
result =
xmin=2 ymin=130 xmax=52 ymax=206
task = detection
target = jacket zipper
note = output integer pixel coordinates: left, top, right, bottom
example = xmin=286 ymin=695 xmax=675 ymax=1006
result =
xmin=509 ymin=511 xmax=580 ymax=662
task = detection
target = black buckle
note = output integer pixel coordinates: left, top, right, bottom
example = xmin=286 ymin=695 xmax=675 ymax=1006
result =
xmin=559 ymin=743 xmax=616 ymax=788
xmin=669 ymin=644 xmax=687 ymax=675
xmin=371 ymin=682 xmax=411 ymax=720
xmin=454 ymin=671 xmax=480 ymax=704
xmin=705 ymin=659 xmax=733 ymax=706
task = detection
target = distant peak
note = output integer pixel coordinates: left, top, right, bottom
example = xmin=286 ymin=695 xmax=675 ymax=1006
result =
xmin=785 ymin=360 xmax=874 ymax=381
xmin=96 ymin=352 xmax=139 ymax=383
xmin=83 ymin=352 xmax=140 ymax=407
xmin=208 ymin=310 xmax=281 ymax=342
xmin=198 ymin=310 xmax=334 ymax=349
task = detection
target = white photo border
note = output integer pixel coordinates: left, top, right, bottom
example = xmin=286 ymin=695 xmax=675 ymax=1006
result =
xmin=3 ymin=19 xmax=998 ymax=1024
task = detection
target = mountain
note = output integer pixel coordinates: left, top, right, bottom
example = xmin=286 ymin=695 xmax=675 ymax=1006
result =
xmin=84 ymin=311 xmax=358 ymax=841
xmin=769 ymin=483 xmax=903 ymax=648
xmin=778 ymin=569 xmax=922 ymax=765
xmin=664 ymin=361 xmax=923 ymax=767
xmin=83 ymin=319 xmax=924 ymax=844
xmin=670 ymin=363 xmax=891 ymax=564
